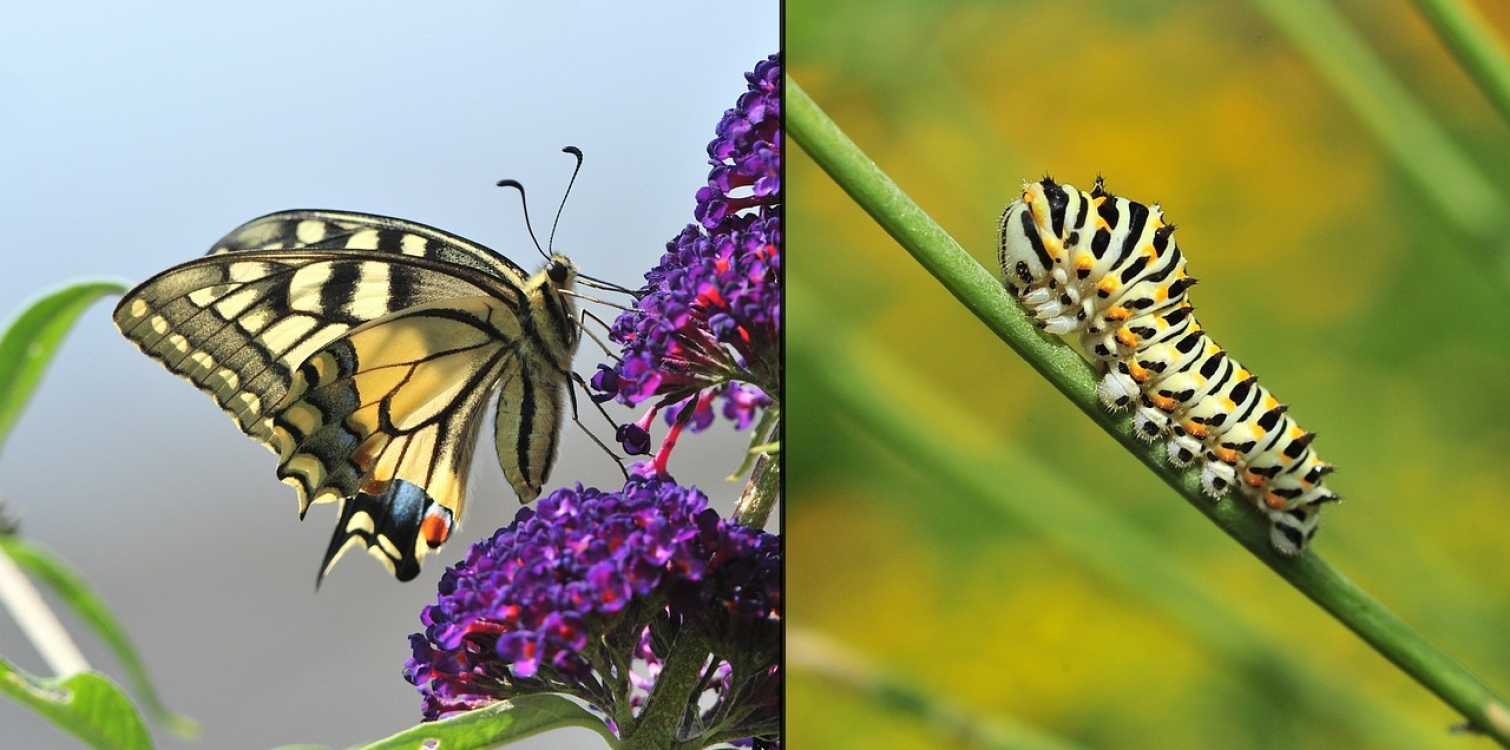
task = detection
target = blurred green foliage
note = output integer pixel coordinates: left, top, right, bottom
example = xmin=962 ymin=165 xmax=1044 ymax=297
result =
xmin=788 ymin=0 xmax=1510 ymax=747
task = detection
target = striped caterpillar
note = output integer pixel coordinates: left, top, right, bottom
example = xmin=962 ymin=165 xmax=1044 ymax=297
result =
xmin=997 ymin=177 xmax=1338 ymax=555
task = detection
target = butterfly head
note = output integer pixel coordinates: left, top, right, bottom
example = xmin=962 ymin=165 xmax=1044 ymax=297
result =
xmin=545 ymin=255 xmax=577 ymax=288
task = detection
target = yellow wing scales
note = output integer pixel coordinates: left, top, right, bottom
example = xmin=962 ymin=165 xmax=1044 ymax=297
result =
xmin=114 ymin=210 xmax=580 ymax=582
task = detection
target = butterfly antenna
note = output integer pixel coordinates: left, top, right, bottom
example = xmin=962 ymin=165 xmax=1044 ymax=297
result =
xmin=495 ymin=178 xmax=548 ymax=262
xmin=547 ymin=147 xmax=640 ymax=298
xmin=547 ymin=146 xmax=585 ymax=257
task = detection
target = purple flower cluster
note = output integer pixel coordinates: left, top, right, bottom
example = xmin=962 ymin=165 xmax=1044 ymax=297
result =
xmin=402 ymin=53 xmax=783 ymax=749
xmin=404 ymin=470 xmax=781 ymax=744
xmin=593 ymin=53 xmax=782 ymax=455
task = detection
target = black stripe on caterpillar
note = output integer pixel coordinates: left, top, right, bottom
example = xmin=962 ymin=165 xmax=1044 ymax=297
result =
xmin=998 ymin=176 xmax=1339 ymax=555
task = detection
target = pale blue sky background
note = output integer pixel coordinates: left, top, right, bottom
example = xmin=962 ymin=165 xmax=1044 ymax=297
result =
xmin=0 ymin=3 xmax=778 ymax=748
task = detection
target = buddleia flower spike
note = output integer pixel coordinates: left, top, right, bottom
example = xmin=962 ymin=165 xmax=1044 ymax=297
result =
xmin=591 ymin=53 xmax=782 ymax=506
xmin=403 ymin=470 xmax=780 ymax=741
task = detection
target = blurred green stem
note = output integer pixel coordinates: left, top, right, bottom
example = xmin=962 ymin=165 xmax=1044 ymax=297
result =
xmin=732 ymin=408 xmax=781 ymax=528
xmin=790 ymin=285 xmax=1445 ymax=747
xmin=789 ymin=628 xmax=1091 ymax=750
xmin=0 ymin=544 xmax=88 ymax=676
xmin=788 ymin=73 xmax=1510 ymax=745
xmin=1411 ymin=0 xmax=1510 ymax=130
xmin=1248 ymin=0 xmax=1510 ymax=277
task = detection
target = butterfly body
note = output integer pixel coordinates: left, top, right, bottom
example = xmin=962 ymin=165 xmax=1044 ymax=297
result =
xmin=115 ymin=210 xmax=578 ymax=581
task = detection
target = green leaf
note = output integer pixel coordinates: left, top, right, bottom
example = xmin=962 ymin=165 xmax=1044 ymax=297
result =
xmin=358 ymin=694 xmax=617 ymax=750
xmin=0 ymin=278 xmax=128 ymax=457
xmin=0 ymin=654 xmax=152 ymax=750
xmin=0 ymin=536 xmax=198 ymax=738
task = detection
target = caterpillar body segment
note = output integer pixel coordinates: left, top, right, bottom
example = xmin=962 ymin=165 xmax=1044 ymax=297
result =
xmin=998 ymin=177 xmax=1339 ymax=555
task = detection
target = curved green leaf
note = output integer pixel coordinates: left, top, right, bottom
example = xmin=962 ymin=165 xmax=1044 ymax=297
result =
xmin=0 ymin=278 xmax=128 ymax=457
xmin=0 ymin=654 xmax=151 ymax=750
xmin=0 ymin=536 xmax=198 ymax=738
xmin=359 ymin=694 xmax=617 ymax=750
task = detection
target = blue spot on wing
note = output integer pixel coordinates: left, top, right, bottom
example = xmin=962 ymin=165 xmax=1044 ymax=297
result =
xmin=319 ymin=480 xmax=447 ymax=583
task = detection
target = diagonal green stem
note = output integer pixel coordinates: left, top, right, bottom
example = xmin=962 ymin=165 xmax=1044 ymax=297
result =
xmin=1406 ymin=0 xmax=1510 ymax=274
xmin=0 ymin=543 xmax=88 ymax=677
xmin=1409 ymin=0 xmax=1510 ymax=130
xmin=789 ymin=628 xmax=1092 ymax=750
xmin=1247 ymin=0 xmax=1510 ymax=278
xmin=788 ymin=73 xmax=1510 ymax=746
xmin=790 ymin=275 xmax=1459 ymax=747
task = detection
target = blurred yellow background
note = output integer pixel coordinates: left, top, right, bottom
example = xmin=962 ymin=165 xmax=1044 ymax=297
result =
xmin=788 ymin=1 xmax=1510 ymax=747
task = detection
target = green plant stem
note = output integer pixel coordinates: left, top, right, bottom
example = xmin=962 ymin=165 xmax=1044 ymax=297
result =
xmin=1246 ymin=0 xmax=1510 ymax=277
xmin=732 ymin=407 xmax=781 ymax=528
xmin=733 ymin=446 xmax=779 ymax=529
xmin=789 ymin=628 xmax=1091 ymax=750
xmin=789 ymin=283 xmax=1447 ymax=748
xmin=1411 ymin=0 xmax=1510 ymax=131
xmin=621 ymin=630 xmax=709 ymax=750
xmin=0 ymin=544 xmax=88 ymax=676
xmin=788 ymin=74 xmax=1510 ymax=746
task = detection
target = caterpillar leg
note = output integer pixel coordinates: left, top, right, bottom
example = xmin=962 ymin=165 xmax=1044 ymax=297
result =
xmin=1132 ymin=401 xmax=1168 ymax=442
xmin=1165 ymin=431 xmax=1203 ymax=467
xmin=1267 ymin=502 xmax=1322 ymax=556
xmin=1041 ymin=315 xmax=1082 ymax=336
xmin=1015 ymin=286 xmax=1084 ymax=335
xmin=1200 ymin=459 xmax=1236 ymax=498
xmin=1021 ymin=287 xmax=1055 ymax=307
xmin=1097 ymin=369 xmax=1139 ymax=411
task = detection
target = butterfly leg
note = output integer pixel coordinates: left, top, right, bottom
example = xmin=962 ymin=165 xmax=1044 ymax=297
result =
xmin=568 ymin=370 xmax=632 ymax=480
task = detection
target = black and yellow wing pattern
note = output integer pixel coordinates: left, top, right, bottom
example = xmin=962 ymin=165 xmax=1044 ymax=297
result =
xmin=114 ymin=210 xmax=579 ymax=581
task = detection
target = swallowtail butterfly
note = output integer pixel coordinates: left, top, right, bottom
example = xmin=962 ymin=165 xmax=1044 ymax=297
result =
xmin=115 ymin=210 xmax=579 ymax=581
xmin=998 ymin=177 xmax=1339 ymax=555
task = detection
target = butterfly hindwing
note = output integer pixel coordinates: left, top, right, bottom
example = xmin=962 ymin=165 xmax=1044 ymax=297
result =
xmin=493 ymin=344 xmax=567 ymax=505
xmin=279 ymin=297 xmax=523 ymax=581
xmin=114 ymin=210 xmax=580 ymax=581
xmin=493 ymin=257 xmax=579 ymax=503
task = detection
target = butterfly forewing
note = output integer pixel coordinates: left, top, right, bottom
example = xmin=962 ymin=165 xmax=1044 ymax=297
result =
xmin=114 ymin=210 xmax=580 ymax=581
